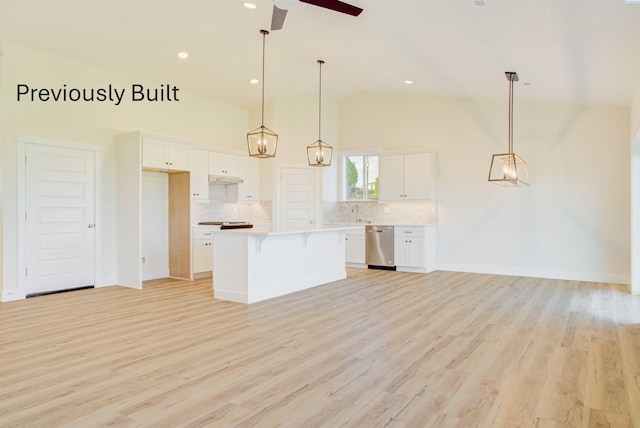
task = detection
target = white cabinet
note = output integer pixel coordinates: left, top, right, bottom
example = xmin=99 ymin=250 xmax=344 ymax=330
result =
xmin=394 ymin=226 xmax=436 ymax=273
xmin=190 ymin=149 xmax=209 ymax=202
xmin=345 ymin=227 xmax=366 ymax=265
xmin=226 ymin=156 xmax=260 ymax=203
xmin=237 ymin=156 xmax=260 ymax=202
xmin=395 ymin=236 xmax=425 ymax=268
xmin=209 ymin=152 xmax=238 ymax=177
xmin=142 ymin=138 xmax=190 ymax=171
xmin=379 ymin=152 xmax=435 ymax=202
xmin=379 ymin=155 xmax=404 ymax=201
xmin=192 ymin=228 xmax=215 ymax=274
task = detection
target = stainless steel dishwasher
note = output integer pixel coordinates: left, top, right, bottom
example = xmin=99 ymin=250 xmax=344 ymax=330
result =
xmin=365 ymin=225 xmax=395 ymax=269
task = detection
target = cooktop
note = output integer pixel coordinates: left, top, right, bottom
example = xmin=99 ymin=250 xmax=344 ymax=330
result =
xmin=198 ymin=221 xmax=249 ymax=226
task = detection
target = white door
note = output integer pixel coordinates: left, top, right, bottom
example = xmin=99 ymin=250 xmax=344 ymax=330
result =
xmin=25 ymin=144 xmax=96 ymax=295
xmin=279 ymin=168 xmax=316 ymax=229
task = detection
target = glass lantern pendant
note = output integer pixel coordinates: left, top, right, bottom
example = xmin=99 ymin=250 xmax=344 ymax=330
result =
xmin=307 ymin=60 xmax=333 ymax=167
xmin=488 ymin=72 xmax=530 ymax=187
xmin=247 ymin=30 xmax=278 ymax=158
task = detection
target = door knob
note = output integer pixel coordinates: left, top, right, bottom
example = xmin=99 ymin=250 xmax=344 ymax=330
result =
xmin=87 ymin=224 xmax=95 ymax=228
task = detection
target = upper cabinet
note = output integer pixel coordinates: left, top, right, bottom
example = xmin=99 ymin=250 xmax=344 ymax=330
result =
xmin=236 ymin=156 xmax=260 ymax=202
xmin=190 ymin=149 xmax=209 ymax=202
xmin=142 ymin=137 xmax=190 ymax=171
xmin=379 ymin=152 xmax=436 ymax=202
xmin=209 ymin=152 xmax=239 ymax=177
xmin=226 ymin=156 xmax=260 ymax=203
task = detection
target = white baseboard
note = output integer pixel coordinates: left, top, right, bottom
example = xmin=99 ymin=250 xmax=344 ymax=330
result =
xmin=2 ymin=289 xmax=21 ymax=302
xmin=346 ymin=262 xmax=367 ymax=269
xmin=214 ymin=289 xmax=247 ymax=304
xmin=142 ymin=269 xmax=170 ymax=281
xmin=397 ymin=266 xmax=436 ymax=274
xmin=436 ymin=262 xmax=630 ymax=285
xmin=95 ymin=275 xmax=118 ymax=287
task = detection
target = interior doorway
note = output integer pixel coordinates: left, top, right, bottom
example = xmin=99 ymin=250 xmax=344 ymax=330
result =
xmin=24 ymin=143 xmax=96 ymax=296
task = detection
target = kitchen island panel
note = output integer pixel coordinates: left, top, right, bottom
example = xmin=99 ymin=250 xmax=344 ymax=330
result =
xmin=213 ymin=228 xmax=351 ymax=304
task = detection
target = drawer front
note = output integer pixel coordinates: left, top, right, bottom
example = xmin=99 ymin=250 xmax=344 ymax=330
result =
xmin=395 ymin=226 xmax=426 ymax=237
xmin=193 ymin=228 xmax=216 ymax=240
xmin=345 ymin=227 xmax=365 ymax=237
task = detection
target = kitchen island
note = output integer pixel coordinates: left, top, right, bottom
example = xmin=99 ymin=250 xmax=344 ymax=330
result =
xmin=211 ymin=226 xmax=359 ymax=303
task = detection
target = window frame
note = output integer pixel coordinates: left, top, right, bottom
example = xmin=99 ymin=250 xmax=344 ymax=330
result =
xmin=339 ymin=149 xmax=381 ymax=201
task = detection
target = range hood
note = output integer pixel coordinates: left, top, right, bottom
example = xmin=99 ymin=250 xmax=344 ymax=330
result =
xmin=209 ymin=175 xmax=244 ymax=184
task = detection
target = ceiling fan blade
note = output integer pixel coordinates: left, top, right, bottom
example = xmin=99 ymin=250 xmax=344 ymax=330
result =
xmin=300 ymin=0 xmax=363 ymax=17
xmin=271 ymin=5 xmax=288 ymax=30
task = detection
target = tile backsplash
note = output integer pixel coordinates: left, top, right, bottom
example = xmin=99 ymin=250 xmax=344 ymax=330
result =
xmin=324 ymin=201 xmax=437 ymax=225
xmin=191 ymin=183 xmax=272 ymax=225
xmin=191 ymin=183 xmax=436 ymax=226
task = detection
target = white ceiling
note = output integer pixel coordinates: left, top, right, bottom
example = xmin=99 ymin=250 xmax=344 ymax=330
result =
xmin=2 ymin=0 xmax=640 ymax=108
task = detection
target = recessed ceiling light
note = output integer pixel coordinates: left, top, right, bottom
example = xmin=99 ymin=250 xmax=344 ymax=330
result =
xmin=404 ymin=80 xmax=414 ymax=85
xmin=250 ymin=78 xmax=259 ymax=85
xmin=243 ymin=2 xmax=257 ymax=9
xmin=177 ymin=52 xmax=189 ymax=59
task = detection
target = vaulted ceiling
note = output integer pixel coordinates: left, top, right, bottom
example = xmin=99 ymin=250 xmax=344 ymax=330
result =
xmin=2 ymin=0 xmax=640 ymax=108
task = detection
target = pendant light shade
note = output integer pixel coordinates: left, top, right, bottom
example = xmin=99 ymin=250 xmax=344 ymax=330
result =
xmin=307 ymin=60 xmax=333 ymax=167
xmin=488 ymin=72 xmax=530 ymax=187
xmin=247 ymin=30 xmax=278 ymax=158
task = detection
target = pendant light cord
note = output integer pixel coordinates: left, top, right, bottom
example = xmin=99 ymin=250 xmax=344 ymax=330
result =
xmin=318 ymin=60 xmax=323 ymax=141
xmin=508 ymin=76 xmax=513 ymax=154
xmin=260 ymin=30 xmax=268 ymax=127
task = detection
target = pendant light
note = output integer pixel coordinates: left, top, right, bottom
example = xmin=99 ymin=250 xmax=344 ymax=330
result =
xmin=307 ymin=60 xmax=333 ymax=167
xmin=488 ymin=71 xmax=530 ymax=186
xmin=247 ymin=30 xmax=278 ymax=158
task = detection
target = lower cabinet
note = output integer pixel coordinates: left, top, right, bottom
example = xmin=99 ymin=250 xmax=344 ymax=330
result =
xmin=395 ymin=236 xmax=425 ymax=268
xmin=345 ymin=227 xmax=366 ymax=265
xmin=394 ymin=226 xmax=436 ymax=273
xmin=192 ymin=228 xmax=214 ymax=275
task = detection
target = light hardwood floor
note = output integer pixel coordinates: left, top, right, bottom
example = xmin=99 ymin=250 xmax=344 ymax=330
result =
xmin=1 ymin=269 xmax=639 ymax=427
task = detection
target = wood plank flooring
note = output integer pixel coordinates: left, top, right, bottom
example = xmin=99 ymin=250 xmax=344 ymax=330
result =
xmin=1 ymin=269 xmax=639 ymax=427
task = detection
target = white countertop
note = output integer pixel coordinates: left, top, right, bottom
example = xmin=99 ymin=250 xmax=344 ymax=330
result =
xmin=324 ymin=222 xmax=437 ymax=227
xmin=211 ymin=225 xmax=361 ymax=236
xmin=192 ymin=223 xmax=272 ymax=229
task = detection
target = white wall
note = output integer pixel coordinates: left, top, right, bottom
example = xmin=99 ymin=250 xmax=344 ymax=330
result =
xmin=1 ymin=41 xmax=249 ymax=298
xmin=340 ymin=93 xmax=630 ymax=283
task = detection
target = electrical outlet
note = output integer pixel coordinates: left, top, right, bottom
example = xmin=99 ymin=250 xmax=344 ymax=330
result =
xmin=141 ymin=257 xmax=146 ymax=264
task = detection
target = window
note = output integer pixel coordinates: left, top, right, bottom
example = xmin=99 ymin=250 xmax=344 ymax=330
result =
xmin=343 ymin=153 xmax=379 ymax=200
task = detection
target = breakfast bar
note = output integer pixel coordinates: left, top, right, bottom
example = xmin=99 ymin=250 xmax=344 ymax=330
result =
xmin=211 ymin=226 xmax=358 ymax=303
